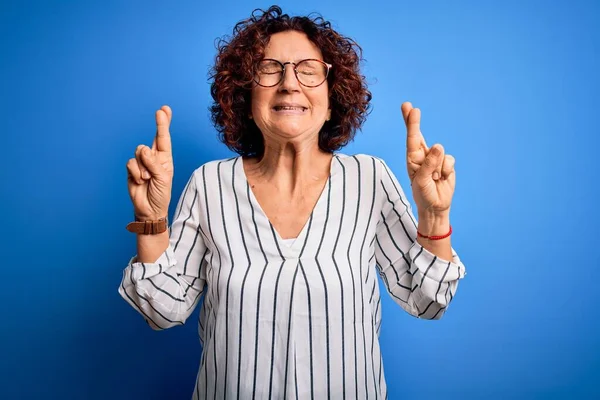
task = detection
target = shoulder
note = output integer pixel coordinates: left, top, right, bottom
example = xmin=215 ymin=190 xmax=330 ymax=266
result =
xmin=334 ymin=152 xmax=387 ymax=163
xmin=189 ymin=156 xmax=241 ymax=179
xmin=333 ymin=152 xmax=389 ymax=175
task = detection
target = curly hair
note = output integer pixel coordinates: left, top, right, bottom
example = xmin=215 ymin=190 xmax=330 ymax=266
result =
xmin=209 ymin=5 xmax=372 ymax=157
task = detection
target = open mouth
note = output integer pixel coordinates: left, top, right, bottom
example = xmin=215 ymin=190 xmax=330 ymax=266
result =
xmin=273 ymin=106 xmax=308 ymax=112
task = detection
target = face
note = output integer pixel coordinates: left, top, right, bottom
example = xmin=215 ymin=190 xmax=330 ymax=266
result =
xmin=250 ymin=30 xmax=331 ymax=143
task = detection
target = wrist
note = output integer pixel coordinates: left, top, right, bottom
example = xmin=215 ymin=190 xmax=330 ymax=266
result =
xmin=127 ymin=215 xmax=169 ymax=235
xmin=134 ymin=212 xmax=168 ymax=221
xmin=417 ymin=210 xmax=450 ymax=237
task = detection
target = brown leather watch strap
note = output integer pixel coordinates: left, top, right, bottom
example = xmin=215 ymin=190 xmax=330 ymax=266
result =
xmin=126 ymin=216 xmax=168 ymax=235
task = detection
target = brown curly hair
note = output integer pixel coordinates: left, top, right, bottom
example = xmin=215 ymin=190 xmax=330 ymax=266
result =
xmin=209 ymin=5 xmax=372 ymax=157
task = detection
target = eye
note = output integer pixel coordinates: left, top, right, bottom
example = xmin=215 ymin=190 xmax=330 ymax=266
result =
xmin=296 ymin=60 xmax=324 ymax=75
xmin=258 ymin=60 xmax=281 ymax=74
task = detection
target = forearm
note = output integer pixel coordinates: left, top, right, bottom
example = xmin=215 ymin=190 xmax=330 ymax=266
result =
xmin=416 ymin=210 xmax=453 ymax=262
xmin=136 ymin=231 xmax=170 ymax=263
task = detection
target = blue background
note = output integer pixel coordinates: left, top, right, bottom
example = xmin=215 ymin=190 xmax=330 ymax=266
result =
xmin=2 ymin=0 xmax=599 ymax=398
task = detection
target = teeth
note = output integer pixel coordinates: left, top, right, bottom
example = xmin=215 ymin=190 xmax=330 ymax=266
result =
xmin=274 ymin=106 xmax=306 ymax=111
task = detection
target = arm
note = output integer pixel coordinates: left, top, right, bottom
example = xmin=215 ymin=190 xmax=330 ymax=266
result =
xmin=401 ymin=101 xmax=458 ymax=262
xmin=118 ymin=170 xmax=208 ymax=330
xmin=416 ymin=210 xmax=452 ymax=261
xmin=375 ymin=159 xmax=466 ymax=320
xmin=136 ymin=231 xmax=169 ymax=264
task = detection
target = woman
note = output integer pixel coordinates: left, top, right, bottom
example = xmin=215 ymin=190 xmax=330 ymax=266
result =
xmin=119 ymin=6 xmax=466 ymax=399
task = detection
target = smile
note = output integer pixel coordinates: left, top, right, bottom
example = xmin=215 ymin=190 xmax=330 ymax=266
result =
xmin=273 ymin=106 xmax=307 ymax=112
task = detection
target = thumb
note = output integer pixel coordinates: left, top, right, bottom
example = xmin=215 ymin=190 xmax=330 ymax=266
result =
xmin=418 ymin=144 xmax=444 ymax=178
xmin=140 ymin=147 xmax=164 ymax=177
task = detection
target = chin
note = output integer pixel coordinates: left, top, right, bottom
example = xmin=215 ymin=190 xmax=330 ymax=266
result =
xmin=272 ymin=122 xmax=312 ymax=138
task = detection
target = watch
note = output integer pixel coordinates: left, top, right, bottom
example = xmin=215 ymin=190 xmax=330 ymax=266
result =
xmin=126 ymin=216 xmax=168 ymax=235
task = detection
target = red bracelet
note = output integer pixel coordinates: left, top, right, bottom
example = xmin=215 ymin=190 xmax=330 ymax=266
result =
xmin=417 ymin=225 xmax=452 ymax=240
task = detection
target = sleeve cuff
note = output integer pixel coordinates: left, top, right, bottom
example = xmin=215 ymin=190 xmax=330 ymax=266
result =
xmin=127 ymin=246 xmax=176 ymax=281
xmin=408 ymin=241 xmax=466 ymax=283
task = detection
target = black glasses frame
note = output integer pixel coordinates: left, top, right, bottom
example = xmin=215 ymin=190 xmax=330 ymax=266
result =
xmin=254 ymin=58 xmax=333 ymax=88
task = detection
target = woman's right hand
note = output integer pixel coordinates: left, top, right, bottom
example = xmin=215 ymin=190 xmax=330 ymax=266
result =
xmin=126 ymin=105 xmax=174 ymax=220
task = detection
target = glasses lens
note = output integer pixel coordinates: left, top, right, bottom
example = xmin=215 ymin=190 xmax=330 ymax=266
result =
xmin=256 ymin=60 xmax=282 ymax=86
xmin=296 ymin=60 xmax=328 ymax=87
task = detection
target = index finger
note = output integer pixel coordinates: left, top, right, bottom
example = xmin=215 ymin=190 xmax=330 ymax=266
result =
xmin=153 ymin=105 xmax=172 ymax=153
xmin=402 ymin=103 xmax=426 ymax=153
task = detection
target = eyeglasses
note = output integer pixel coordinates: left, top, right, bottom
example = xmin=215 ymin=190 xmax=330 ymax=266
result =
xmin=254 ymin=59 xmax=332 ymax=88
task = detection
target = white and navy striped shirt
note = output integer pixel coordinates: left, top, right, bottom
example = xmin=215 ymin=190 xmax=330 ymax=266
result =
xmin=119 ymin=153 xmax=467 ymax=399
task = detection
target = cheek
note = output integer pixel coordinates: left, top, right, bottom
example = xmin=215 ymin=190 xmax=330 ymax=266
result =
xmin=250 ymin=92 xmax=269 ymax=118
xmin=310 ymin=94 xmax=330 ymax=115
xmin=310 ymin=88 xmax=330 ymax=108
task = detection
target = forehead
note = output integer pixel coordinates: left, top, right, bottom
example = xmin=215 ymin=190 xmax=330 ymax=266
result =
xmin=264 ymin=30 xmax=323 ymax=60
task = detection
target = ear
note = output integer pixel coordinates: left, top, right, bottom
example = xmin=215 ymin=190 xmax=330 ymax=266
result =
xmin=326 ymin=109 xmax=331 ymax=121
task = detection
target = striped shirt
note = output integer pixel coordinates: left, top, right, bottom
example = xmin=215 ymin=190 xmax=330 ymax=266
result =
xmin=118 ymin=153 xmax=467 ymax=399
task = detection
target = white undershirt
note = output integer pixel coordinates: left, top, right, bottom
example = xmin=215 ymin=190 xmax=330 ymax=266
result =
xmin=281 ymin=237 xmax=297 ymax=247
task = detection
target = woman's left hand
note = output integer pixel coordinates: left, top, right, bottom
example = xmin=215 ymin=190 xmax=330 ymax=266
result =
xmin=401 ymin=102 xmax=455 ymax=216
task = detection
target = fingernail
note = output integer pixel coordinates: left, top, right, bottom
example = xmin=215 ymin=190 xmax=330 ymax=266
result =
xmin=142 ymin=171 xmax=150 ymax=179
xmin=433 ymin=172 xmax=440 ymax=180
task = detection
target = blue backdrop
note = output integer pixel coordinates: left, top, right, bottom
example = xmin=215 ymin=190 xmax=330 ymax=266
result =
xmin=2 ymin=0 xmax=599 ymax=399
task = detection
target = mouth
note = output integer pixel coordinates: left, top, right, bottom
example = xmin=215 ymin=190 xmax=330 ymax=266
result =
xmin=272 ymin=104 xmax=308 ymax=113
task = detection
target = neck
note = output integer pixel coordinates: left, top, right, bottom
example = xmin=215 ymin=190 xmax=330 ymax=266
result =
xmin=244 ymin=138 xmax=332 ymax=193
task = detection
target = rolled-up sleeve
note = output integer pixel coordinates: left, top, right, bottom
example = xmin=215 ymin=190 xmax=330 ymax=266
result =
xmin=374 ymin=159 xmax=466 ymax=320
xmin=118 ymin=169 xmax=208 ymax=330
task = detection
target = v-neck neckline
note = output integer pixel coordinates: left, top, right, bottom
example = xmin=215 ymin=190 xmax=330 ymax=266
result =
xmin=237 ymin=154 xmax=337 ymax=258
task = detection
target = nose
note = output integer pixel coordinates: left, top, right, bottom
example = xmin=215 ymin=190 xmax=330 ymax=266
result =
xmin=277 ymin=63 xmax=301 ymax=93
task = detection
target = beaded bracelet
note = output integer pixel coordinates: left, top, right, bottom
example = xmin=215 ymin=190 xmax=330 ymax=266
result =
xmin=417 ymin=225 xmax=452 ymax=240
